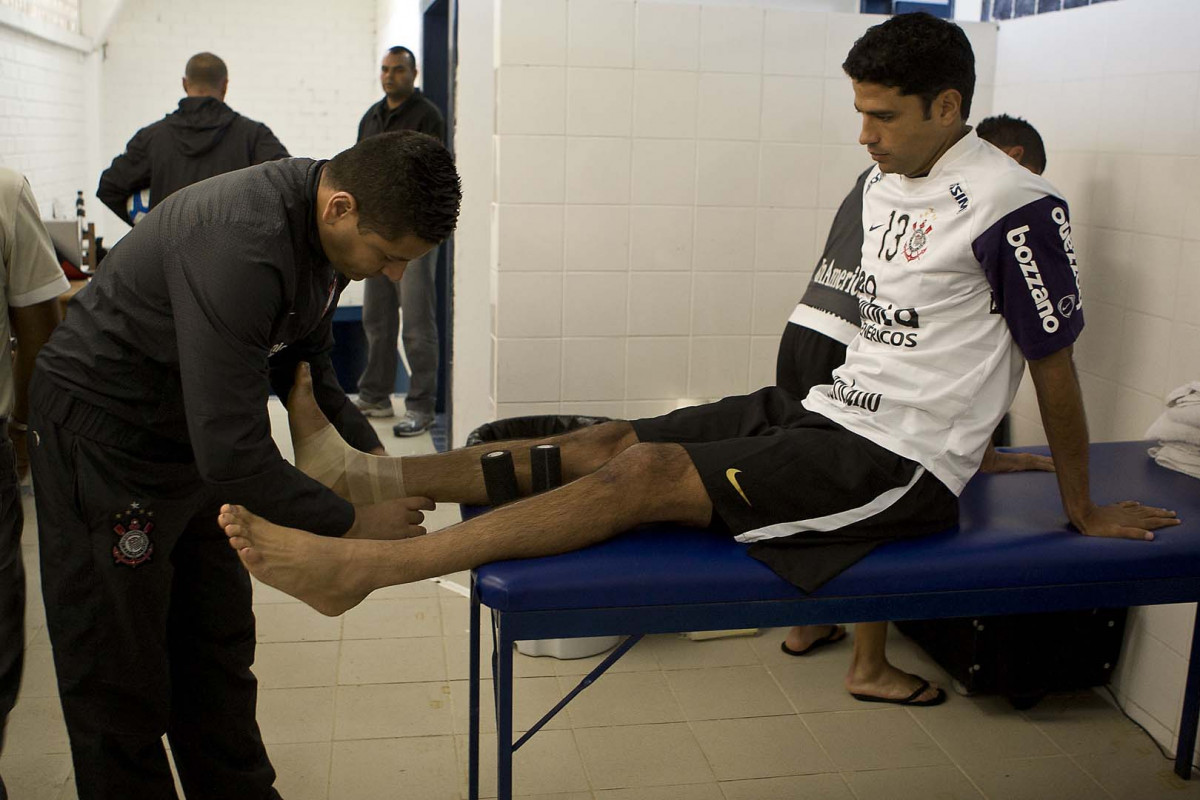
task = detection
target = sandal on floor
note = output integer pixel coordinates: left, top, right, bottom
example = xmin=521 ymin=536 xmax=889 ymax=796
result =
xmin=851 ymin=679 xmax=947 ymax=707
xmin=779 ymin=625 xmax=847 ymax=657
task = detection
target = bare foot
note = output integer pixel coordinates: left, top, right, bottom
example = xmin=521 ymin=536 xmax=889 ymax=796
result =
xmin=287 ymin=362 xmax=333 ymax=443
xmin=782 ymin=625 xmax=846 ymax=656
xmin=846 ymin=661 xmax=943 ymax=704
xmin=219 ymin=503 xmax=372 ymax=616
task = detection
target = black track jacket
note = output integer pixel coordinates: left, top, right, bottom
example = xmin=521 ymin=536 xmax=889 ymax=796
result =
xmin=39 ymin=159 xmax=382 ymax=537
xmin=97 ymin=96 xmax=289 ymax=224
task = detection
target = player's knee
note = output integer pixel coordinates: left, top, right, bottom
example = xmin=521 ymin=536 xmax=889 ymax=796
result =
xmin=590 ymin=421 xmax=638 ymax=459
xmin=559 ymin=420 xmax=637 ymax=473
xmin=600 ymin=441 xmax=690 ymax=489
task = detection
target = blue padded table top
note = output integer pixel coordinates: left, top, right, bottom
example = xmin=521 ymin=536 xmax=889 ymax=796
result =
xmin=473 ymin=441 xmax=1200 ymax=613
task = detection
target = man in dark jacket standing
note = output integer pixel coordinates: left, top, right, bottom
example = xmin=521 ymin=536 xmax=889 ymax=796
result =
xmin=96 ymin=52 xmax=288 ymax=225
xmin=354 ymin=46 xmax=446 ymax=437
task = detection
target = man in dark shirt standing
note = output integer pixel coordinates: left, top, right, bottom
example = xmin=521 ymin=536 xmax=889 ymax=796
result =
xmin=28 ymin=132 xmax=460 ymax=800
xmin=96 ymin=52 xmax=289 ymax=225
xmin=354 ymin=46 xmax=446 ymax=436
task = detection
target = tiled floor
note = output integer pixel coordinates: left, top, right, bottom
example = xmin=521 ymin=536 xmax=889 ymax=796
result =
xmin=4 ymin=399 xmax=1200 ymax=799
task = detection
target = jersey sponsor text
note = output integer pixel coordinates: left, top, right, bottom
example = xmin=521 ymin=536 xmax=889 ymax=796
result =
xmin=1005 ymin=224 xmax=1060 ymax=333
xmin=811 ymin=258 xmax=863 ymax=296
xmin=828 ymin=375 xmax=882 ymax=413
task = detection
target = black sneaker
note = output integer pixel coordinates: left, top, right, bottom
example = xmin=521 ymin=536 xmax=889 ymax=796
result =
xmin=393 ymin=410 xmax=434 ymax=437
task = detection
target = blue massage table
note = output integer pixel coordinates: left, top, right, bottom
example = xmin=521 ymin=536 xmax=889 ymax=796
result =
xmin=465 ymin=441 xmax=1200 ymax=799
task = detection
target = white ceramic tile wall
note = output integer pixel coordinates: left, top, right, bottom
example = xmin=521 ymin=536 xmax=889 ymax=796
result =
xmin=634 ymin=3 xmax=699 ymax=71
xmin=630 ymin=205 xmax=693 ymax=269
xmin=992 ymin=0 xmax=1200 ymax=757
xmin=626 ymin=336 xmax=689 ymax=399
xmin=492 ymin=1 xmax=996 ymax=418
xmin=564 ymin=204 xmax=631 ymax=271
xmin=693 ymin=206 xmax=756 ymax=271
xmin=453 ymin=0 xmax=498 ymax=443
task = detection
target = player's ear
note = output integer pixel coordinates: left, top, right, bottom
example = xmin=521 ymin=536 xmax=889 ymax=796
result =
xmin=934 ymin=88 xmax=962 ymax=126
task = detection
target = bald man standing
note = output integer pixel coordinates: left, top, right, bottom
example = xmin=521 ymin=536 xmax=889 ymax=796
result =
xmin=97 ymin=52 xmax=289 ymax=225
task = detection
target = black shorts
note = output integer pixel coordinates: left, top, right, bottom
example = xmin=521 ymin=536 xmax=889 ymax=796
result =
xmin=631 ymin=387 xmax=957 ymax=592
xmin=775 ymin=322 xmax=848 ymax=399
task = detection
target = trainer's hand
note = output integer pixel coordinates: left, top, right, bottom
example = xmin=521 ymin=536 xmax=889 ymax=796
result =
xmin=980 ymin=448 xmax=1055 ymax=473
xmin=1074 ymin=501 xmax=1181 ymax=541
xmin=346 ymin=496 xmax=436 ymax=540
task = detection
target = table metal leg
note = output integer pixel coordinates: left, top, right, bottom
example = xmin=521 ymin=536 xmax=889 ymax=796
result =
xmin=1175 ymin=607 xmax=1200 ymax=779
xmin=496 ymin=618 xmax=514 ymax=800
xmin=468 ymin=578 xmax=481 ymax=799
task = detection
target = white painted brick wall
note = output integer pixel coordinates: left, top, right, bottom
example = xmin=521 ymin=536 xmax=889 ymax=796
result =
xmin=97 ymin=0 xmax=380 ymax=242
xmin=0 ymin=23 xmax=87 ymax=218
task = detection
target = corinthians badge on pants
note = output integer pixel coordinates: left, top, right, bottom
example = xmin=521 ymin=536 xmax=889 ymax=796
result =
xmin=112 ymin=501 xmax=155 ymax=567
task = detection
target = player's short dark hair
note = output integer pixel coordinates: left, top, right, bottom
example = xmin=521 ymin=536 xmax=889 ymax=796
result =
xmin=842 ymin=12 xmax=976 ymax=120
xmin=977 ymin=114 xmax=1047 ymax=174
xmin=325 ymin=131 xmax=461 ymax=244
xmin=184 ymin=52 xmax=228 ymax=88
xmin=385 ymin=45 xmax=417 ymax=70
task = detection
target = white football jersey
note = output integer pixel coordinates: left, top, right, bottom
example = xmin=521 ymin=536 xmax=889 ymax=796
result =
xmin=803 ymin=131 xmax=1084 ymax=495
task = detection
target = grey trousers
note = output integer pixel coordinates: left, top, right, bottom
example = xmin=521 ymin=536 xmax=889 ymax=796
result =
xmin=0 ymin=433 xmax=22 ymax=800
xmin=358 ymin=246 xmax=439 ymax=415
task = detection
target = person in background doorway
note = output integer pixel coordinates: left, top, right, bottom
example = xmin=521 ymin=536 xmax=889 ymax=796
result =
xmin=354 ymin=45 xmax=446 ymax=437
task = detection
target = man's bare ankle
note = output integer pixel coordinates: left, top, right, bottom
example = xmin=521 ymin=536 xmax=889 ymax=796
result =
xmin=847 ymin=659 xmax=891 ymax=684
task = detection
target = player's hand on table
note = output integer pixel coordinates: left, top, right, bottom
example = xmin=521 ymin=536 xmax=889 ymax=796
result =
xmin=980 ymin=448 xmax=1055 ymax=473
xmin=1074 ymin=501 xmax=1181 ymax=541
xmin=346 ymin=496 xmax=436 ymax=540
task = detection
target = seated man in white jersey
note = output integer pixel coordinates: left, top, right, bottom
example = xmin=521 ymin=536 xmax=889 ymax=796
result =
xmin=778 ymin=114 xmax=1055 ymax=705
xmin=213 ymin=14 xmax=1180 ymax=634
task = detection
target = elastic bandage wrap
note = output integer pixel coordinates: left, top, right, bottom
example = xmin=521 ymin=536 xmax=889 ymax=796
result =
xmin=294 ymin=425 xmax=406 ymax=504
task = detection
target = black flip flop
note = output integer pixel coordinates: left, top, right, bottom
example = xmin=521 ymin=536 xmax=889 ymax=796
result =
xmin=779 ymin=625 xmax=846 ymax=657
xmin=851 ymin=679 xmax=948 ymax=707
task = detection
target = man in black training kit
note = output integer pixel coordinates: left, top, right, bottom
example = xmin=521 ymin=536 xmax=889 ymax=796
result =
xmin=97 ymin=52 xmax=289 ymax=224
xmin=28 ymin=131 xmax=461 ymax=799
xmin=354 ymin=45 xmax=446 ymax=436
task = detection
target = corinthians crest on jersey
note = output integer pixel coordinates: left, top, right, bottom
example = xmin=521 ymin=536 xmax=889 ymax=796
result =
xmin=903 ymin=211 xmax=935 ymax=262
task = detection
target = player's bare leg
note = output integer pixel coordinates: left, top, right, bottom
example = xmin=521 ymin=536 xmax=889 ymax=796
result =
xmin=287 ymin=362 xmax=638 ymax=505
xmin=844 ymin=622 xmax=943 ymax=704
xmin=221 ymin=442 xmax=711 ymax=615
xmin=288 ymin=363 xmax=406 ymax=503
xmin=401 ymin=420 xmax=637 ymax=504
